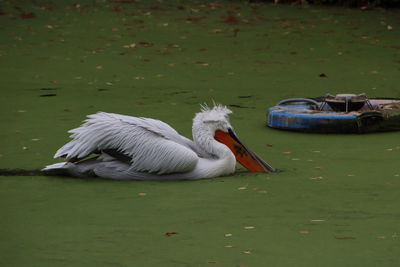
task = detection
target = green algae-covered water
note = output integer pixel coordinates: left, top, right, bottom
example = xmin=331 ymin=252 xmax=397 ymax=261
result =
xmin=1 ymin=0 xmax=399 ymax=266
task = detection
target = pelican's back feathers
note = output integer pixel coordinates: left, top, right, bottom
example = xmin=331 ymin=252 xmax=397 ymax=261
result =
xmin=55 ymin=112 xmax=198 ymax=174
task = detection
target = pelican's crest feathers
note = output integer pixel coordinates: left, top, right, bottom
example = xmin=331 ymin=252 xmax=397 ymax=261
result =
xmin=197 ymin=102 xmax=232 ymax=123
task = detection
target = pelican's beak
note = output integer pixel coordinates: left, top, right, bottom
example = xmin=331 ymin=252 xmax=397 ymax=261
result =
xmin=214 ymin=129 xmax=275 ymax=173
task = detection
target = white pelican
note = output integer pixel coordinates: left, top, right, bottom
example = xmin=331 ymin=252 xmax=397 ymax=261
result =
xmin=43 ymin=104 xmax=275 ymax=180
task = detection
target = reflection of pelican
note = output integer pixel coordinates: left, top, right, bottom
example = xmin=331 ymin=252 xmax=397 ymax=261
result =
xmin=43 ymin=104 xmax=275 ymax=180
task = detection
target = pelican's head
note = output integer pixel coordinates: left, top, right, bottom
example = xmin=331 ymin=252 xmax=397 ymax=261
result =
xmin=193 ymin=103 xmax=275 ymax=173
xmin=194 ymin=103 xmax=233 ymax=133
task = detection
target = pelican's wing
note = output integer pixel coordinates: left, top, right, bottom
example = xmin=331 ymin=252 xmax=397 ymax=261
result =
xmin=54 ymin=112 xmax=199 ymax=174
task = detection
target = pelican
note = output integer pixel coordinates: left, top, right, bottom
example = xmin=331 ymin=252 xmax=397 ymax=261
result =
xmin=43 ymin=104 xmax=275 ymax=180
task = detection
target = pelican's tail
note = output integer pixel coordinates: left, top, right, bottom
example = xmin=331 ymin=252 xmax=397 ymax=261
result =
xmin=42 ymin=162 xmax=75 ymax=177
xmin=42 ymin=159 xmax=98 ymax=178
xmin=42 ymin=162 xmax=69 ymax=171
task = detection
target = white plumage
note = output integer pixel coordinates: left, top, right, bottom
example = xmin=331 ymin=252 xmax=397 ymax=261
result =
xmin=54 ymin=112 xmax=199 ymax=174
xmin=44 ymin=104 xmax=245 ymax=180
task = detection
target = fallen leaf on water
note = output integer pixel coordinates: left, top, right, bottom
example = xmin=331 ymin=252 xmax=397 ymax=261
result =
xmin=155 ymin=74 xmax=164 ymax=78
xmin=169 ymin=44 xmax=180 ymax=48
xmin=123 ymin=43 xmax=136 ymax=49
xmin=17 ymin=110 xmax=27 ymax=113
xmin=22 ymin=146 xmax=28 ymax=150
xmin=112 ymin=7 xmax=122 ymax=13
xmin=243 ymin=250 xmax=252 ymax=254
xmin=282 ymin=151 xmax=292 ymax=155
xmin=310 ymin=176 xmax=323 ymax=180
xmin=299 ymin=230 xmax=310 ymax=234
xmin=165 ymin=232 xmax=178 ymax=237
xmin=291 ymin=158 xmax=300 ymax=161
xmin=207 ymin=260 xmax=217 ymax=264
xmin=138 ymin=192 xmax=147 ymax=196
xmin=221 ymin=11 xmax=240 ymax=24
xmin=224 ymin=233 xmax=232 ymax=237
xmin=244 ymin=226 xmax=255 ymax=230
xmin=238 ymin=186 xmax=247 ymax=190
xmin=31 ymin=138 xmax=40 ymax=142
xmin=311 ymin=219 xmax=326 ymax=222
xmin=138 ymin=41 xmax=154 ymax=47
xmin=224 ymin=245 xmax=233 ymax=248
xmin=95 ymin=65 xmax=103 ymax=70
xmin=211 ymin=29 xmax=222 ymax=33
xmin=314 ymin=166 xmax=324 ymax=170
xmin=149 ymin=6 xmax=163 ymax=10
xmin=186 ymin=16 xmax=207 ymax=23
xmin=208 ymin=2 xmax=223 ymax=9
xmin=311 ymin=150 xmax=320 ymax=153
xmin=194 ymin=61 xmax=209 ymax=66
xmin=20 ymin=12 xmax=36 ymax=19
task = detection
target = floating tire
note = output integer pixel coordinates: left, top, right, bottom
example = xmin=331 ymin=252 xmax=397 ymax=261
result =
xmin=267 ymin=95 xmax=400 ymax=133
